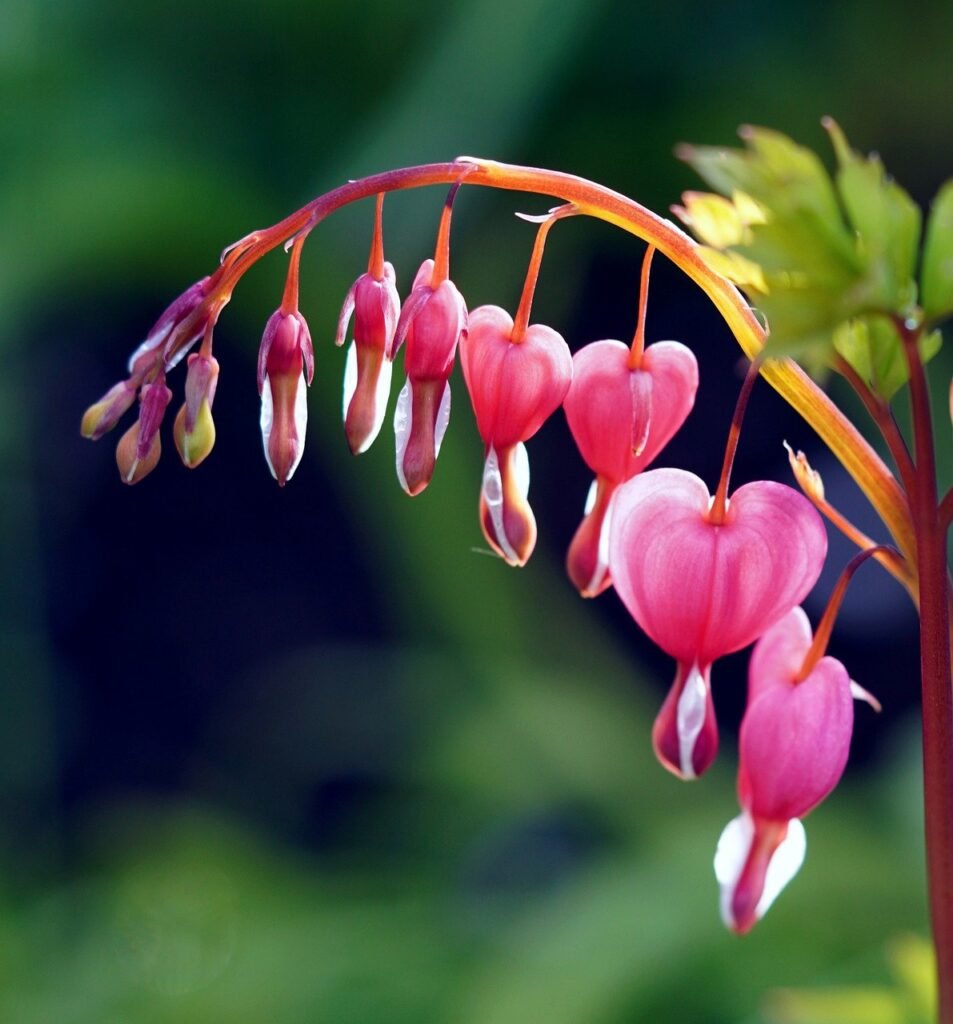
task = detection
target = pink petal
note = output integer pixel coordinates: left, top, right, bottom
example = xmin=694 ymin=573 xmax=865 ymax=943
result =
xmin=608 ymin=469 xmax=827 ymax=665
xmin=461 ymin=306 xmax=573 ymax=449
xmin=564 ymin=340 xmax=698 ymax=483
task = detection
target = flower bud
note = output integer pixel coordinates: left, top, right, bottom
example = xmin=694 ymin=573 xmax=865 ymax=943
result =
xmin=127 ymin=276 xmax=215 ymax=378
xmin=336 ymin=262 xmax=400 ymax=454
xmin=258 ymin=309 xmax=314 ymax=485
xmin=715 ymin=607 xmax=855 ymax=934
xmin=81 ymin=380 xmax=138 ymax=440
xmin=563 ymin=339 xmax=697 ymax=596
xmin=115 ymin=381 xmax=172 ymax=484
xmin=460 ymin=304 xmax=572 ymax=565
xmin=174 ymin=353 xmax=220 ymax=468
xmin=392 ymin=259 xmax=467 ymax=496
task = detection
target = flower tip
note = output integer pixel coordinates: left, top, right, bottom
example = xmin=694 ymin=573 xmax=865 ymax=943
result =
xmin=173 ymin=401 xmax=216 ymax=469
xmin=715 ymin=814 xmax=806 ymax=935
xmin=115 ymin=421 xmax=161 ymax=485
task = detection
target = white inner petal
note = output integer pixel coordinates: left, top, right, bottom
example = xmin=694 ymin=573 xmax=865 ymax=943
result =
xmin=584 ymin=478 xmax=598 ymax=515
xmin=513 ymin=441 xmax=530 ymax=498
xmin=676 ymin=663 xmax=708 ymax=780
xmin=364 ymin=356 xmax=393 ymax=453
xmin=285 ymin=370 xmax=308 ymax=481
xmin=714 ymin=812 xmax=753 ymax=929
xmin=585 ymin=483 xmax=614 ymax=596
xmin=260 ymin=376 xmax=276 ymax=480
xmin=481 ymin=445 xmax=520 ymax=564
xmin=434 ymin=381 xmax=452 ymax=456
xmin=342 ymin=341 xmax=358 ymax=421
xmin=714 ymin=812 xmax=807 ymax=929
xmin=127 ymin=322 xmax=172 ymax=372
xmin=393 ymin=378 xmax=411 ymax=493
xmin=757 ymin=818 xmax=806 ymax=920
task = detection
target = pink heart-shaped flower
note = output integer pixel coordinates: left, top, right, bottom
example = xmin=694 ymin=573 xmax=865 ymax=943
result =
xmin=608 ymin=468 xmax=827 ymax=667
xmin=564 ymin=339 xmax=698 ymax=482
xmin=460 ymin=305 xmax=572 ymax=449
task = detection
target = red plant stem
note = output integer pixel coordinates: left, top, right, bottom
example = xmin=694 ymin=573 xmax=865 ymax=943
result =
xmin=796 ymin=545 xmax=897 ymax=680
xmin=899 ymin=319 xmax=953 ymax=1022
xmin=940 ymin=487 xmax=953 ymax=534
xmin=834 ymin=353 xmax=917 ymax=499
xmin=628 ymin=245 xmax=655 ymax=369
xmin=709 ymin=356 xmax=762 ymax=525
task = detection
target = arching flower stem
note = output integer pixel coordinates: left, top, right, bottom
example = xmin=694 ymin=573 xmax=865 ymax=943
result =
xmin=158 ymin=158 xmax=915 ymax=569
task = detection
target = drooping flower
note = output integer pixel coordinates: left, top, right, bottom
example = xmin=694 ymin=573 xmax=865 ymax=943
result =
xmin=336 ymin=194 xmax=401 ymax=455
xmin=563 ymin=337 xmax=697 ymax=595
xmin=608 ymin=468 xmax=827 ymax=779
xmin=460 ymin=304 xmax=572 ymax=565
xmin=173 ymin=353 xmax=220 ymax=468
xmin=258 ymin=306 xmax=314 ymax=485
xmin=390 ymin=186 xmax=467 ymax=496
xmin=715 ymin=606 xmax=855 ymax=933
xmin=115 ymin=378 xmax=173 ymax=484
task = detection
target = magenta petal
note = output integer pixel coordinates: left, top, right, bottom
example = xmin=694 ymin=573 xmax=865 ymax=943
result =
xmin=461 ymin=306 xmax=573 ymax=449
xmin=564 ymin=339 xmax=698 ymax=483
xmin=652 ymin=661 xmax=719 ymax=779
xmin=608 ymin=469 xmax=827 ymax=665
xmin=740 ymin=613 xmax=854 ymax=822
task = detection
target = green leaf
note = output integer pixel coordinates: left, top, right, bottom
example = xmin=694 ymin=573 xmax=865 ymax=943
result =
xmin=921 ymin=178 xmax=953 ymax=321
xmin=827 ymin=120 xmax=921 ymax=313
xmin=832 ymin=317 xmax=942 ymax=400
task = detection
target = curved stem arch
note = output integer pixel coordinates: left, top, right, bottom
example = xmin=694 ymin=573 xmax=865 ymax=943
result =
xmin=190 ymin=157 xmax=916 ymax=582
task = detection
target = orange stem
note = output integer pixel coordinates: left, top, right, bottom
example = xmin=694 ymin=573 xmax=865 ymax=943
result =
xmin=628 ymin=245 xmax=655 ymax=369
xmin=709 ymin=357 xmax=762 ymax=525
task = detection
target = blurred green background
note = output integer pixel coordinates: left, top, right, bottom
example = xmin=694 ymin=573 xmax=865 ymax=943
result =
xmin=3 ymin=1 xmax=952 ymax=1020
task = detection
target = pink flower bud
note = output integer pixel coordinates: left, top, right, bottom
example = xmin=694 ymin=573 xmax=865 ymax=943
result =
xmin=173 ymin=353 xmax=220 ymax=468
xmin=336 ymin=262 xmax=400 ymax=454
xmin=81 ymin=380 xmax=138 ymax=440
xmin=715 ymin=607 xmax=855 ymax=934
xmin=563 ymin=339 xmax=698 ymax=595
xmin=258 ymin=309 xmax=314 ymax=485
xmin=608 ymin=468 xmax=827 ymax=778
xmin=460 ymin=304 xmax=572 ymax=566
xmin=115 ymin=380 xmax=172 ymax=485
xmin=391 ymin=259 xmax=467 ymax=495
xmin=127 ymin=276 xmax=215 ymax=378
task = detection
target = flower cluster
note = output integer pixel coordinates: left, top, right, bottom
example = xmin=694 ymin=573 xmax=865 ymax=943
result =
xmin=81 ymin=168 xmax=883 ymax=934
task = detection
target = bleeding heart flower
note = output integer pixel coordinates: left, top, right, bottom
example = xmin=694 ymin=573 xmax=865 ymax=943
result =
xmin=563 ymin=338 xmax=698 ymax=596
xmin=715 ymin=606 xmax=855 ymax=934
xmin=460 ymin=304 xmax=572 ymax=565
xmin=336 ymin=195 xmax=401 ymax=455
xmin=258 ymin=307 xmax=314 ymax=485
xmin=391 ymin=257 xmax=467 ymax=496
xmin=608 ymin=468 xmax=827 ymax=778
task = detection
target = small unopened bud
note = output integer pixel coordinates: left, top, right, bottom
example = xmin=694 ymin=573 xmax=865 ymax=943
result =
xmin=258 ymin=309 xmax=313 ymax=485
xmin=81 ymin=380 xmax=137 ymax=440
xmin=784 ymin=441 xmax=824 ymax=501
xmin=127 ymin=276 xmax=215 ymax=378
xmin=174 ymin=354 xmax=220 ymax=468
xmin=115 ymin=381 xmax=172 ymax=484
xmin=116 ymin=421 xmax=161 ymax=485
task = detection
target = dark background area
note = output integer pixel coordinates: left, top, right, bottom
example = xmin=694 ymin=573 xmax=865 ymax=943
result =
xmin=1 ymin=1 xmax=950 ymax=1020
